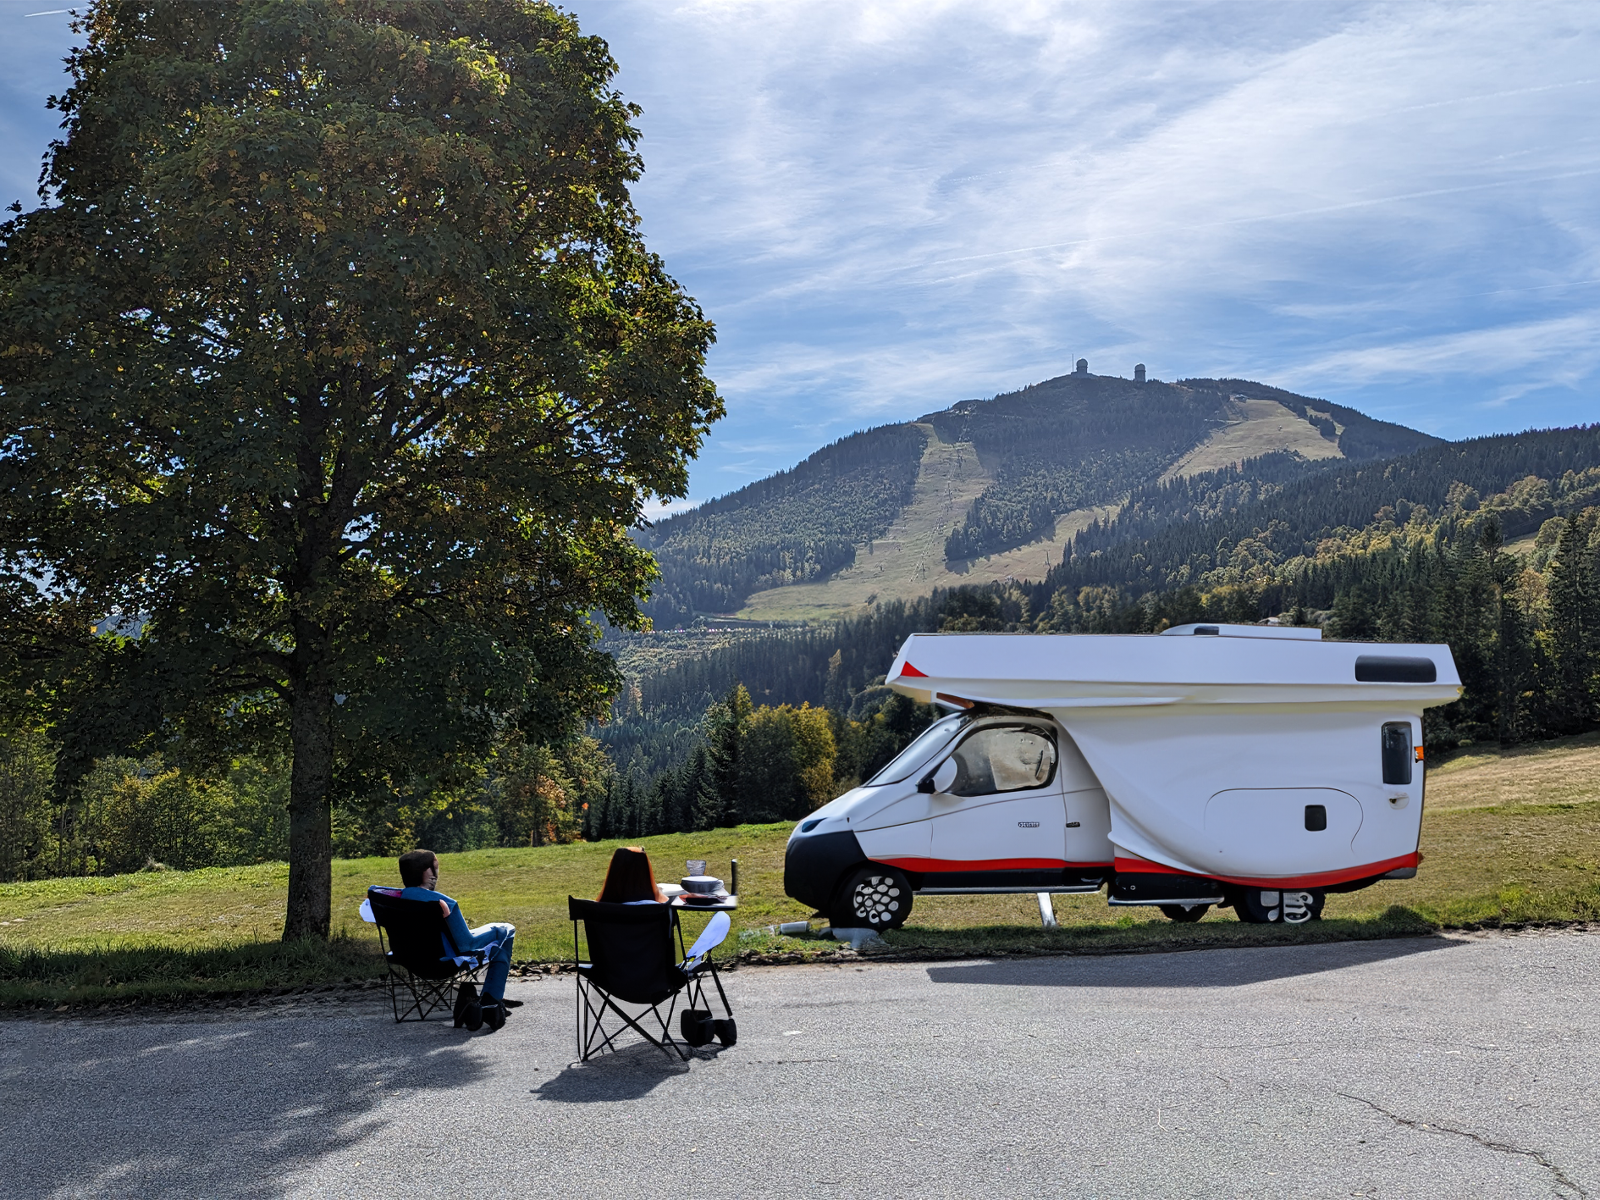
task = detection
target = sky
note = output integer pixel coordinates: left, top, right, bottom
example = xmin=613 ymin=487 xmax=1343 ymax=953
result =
xmin=2 ymin=1 xmax=1597 ymax=513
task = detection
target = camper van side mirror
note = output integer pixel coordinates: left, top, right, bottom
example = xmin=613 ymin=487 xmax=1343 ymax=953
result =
xmin=918 ymin=759 xmax=959 ymax=794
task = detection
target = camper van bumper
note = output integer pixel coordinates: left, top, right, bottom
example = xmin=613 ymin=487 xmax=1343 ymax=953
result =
xmin=784 ymin=830 xmax=868 ymax=912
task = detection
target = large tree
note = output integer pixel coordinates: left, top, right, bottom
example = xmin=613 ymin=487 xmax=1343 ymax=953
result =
xmin=0 ymin=0 xmax=720 ymax=937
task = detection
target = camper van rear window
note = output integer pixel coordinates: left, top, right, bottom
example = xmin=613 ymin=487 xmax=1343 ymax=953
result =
xmin=1381 ymin=722 xmax=1414 ymax=785
xmin=1355 ymin=655 xmax=1437 ymax=683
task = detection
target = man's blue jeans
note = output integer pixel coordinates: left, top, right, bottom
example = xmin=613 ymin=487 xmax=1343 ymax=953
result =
xmin=461 ymin=922 xmax=516 ymax=998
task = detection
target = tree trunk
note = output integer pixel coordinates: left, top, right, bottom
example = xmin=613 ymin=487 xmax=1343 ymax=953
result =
xmin=284 ymin=658 xmax=334 ymax=941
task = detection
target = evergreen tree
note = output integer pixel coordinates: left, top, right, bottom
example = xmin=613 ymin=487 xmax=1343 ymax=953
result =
xmin=1546 ymin=511 xmax=1599 ymax=732
xmin=702 ymin=684 xmax=751 ymax=829
xmin=1326 ymin=586 xmax=1379 ymax=641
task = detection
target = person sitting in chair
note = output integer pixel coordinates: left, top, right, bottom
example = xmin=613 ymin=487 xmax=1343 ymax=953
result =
xmin=398 ymin=849 xmax=521 ymax=1032
xmin=597 ymin=846 xmax=667 ymax=904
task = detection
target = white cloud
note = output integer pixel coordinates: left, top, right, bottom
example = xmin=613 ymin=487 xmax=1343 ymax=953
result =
xmin=1299 ymin=312 xmax=1600 ymax=389
xmin=564 ymin=0 xmax=1600 ymax=488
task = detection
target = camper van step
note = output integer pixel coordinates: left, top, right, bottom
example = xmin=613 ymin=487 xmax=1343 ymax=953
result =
xmin=1108 ymin=895 xmax=1224 ymax=907
xmin=918 ymin=885 xmax=1106 ymax=895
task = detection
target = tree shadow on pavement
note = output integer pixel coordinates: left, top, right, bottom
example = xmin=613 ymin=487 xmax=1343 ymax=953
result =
xmin=925 ymin=934 xmax=1465 ymax=989
xmin=533 ymin=1040 xmax=726 ymax=1104
xmin=2 ymin=1002 xmax=493 ymax=1199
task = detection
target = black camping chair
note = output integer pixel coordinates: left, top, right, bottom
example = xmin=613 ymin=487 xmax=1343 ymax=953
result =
xmin=364 ymin=886 xmax=492 ymax=1023
xmin=569 ymin=897 xmax=735 ymax=1062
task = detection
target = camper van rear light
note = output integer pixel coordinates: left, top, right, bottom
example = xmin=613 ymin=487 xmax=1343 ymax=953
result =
xmin=1414 ymin=745 xmax=1425 ymax=762
xmin=935 ymin=692 xmax=974 ymax=709
xmin=1355 ymin=655 xmax=1437 ymax=683
xmin=899 ymin=662 xmax=928 ymax=678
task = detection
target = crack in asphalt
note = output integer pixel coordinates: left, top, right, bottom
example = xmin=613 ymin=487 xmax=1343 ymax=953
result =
xmin=1339 ymin=1092 xmax=1588 ymax=1198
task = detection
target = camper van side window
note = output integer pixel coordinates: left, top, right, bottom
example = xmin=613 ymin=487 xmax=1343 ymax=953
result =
xmin=948 ymin=726 xmax=1058 ymax=797
xmin=1381 ymin=722 xmax=1414 ymax=786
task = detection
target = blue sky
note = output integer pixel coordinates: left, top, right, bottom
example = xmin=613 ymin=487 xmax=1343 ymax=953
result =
xmin=3 ymin=1 xmax=1597 ymax=513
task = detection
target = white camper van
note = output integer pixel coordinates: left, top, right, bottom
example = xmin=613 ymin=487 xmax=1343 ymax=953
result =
xmin=783 ymin=623 xmax=1461 ymax=928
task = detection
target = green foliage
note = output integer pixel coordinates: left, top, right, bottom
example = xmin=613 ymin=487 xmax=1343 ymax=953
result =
xmin=1055 ymin=427 xmax=1600 ymax=595
xmin=0 ymin=727 xmax=54 ymax=882
xmin=0 ymin=0 xmax=719 ymax=936
xmin=738 ymin=702 xmax=836 ymax=823
xmin=49 ymin=752 xmax=289 ymax=876
xmin=590 ymin=680 xmax=935 ymax=839
xmin=831 ymin=691 xmax=940 ymax=788
xmin=638 ymin=424 xmax=927 ymax=620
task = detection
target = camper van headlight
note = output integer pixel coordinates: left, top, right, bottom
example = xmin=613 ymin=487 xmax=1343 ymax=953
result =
xmin=799 ymin=818 xmax=825 ymax=833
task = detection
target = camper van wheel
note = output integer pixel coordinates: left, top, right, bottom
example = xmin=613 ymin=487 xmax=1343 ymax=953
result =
xmin=1159 ymin=904 xmax=1209 ymax=923
xmin=1231 ymin=888 xmax=1326 ymax=924
xmin=833 ymin=866 xmax=913 ymax=931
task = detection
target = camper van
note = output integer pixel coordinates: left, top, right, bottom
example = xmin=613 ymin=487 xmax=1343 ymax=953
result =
xmin=784 ymin=624 xmax=1461 ymax=928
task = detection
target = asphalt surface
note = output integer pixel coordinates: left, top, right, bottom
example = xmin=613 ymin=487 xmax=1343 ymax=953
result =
xmin=3 ymin=929 xmax=1597 ymax=1199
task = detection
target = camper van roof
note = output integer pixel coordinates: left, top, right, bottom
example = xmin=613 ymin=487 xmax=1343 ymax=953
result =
xmin=886 ymin=630 xmax=1461 ymax=712
xmin=1160 ymin=622 xmax=1321 ymax=640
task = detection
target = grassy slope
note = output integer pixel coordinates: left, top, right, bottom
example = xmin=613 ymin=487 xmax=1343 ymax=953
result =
xmin=737 ymin=421 xmax=1117 ymax=621
xmin=1160 ymin=398 xmax=1343 ymax=480
xmin=4 ymin=734 xmax=1599 ymax=1005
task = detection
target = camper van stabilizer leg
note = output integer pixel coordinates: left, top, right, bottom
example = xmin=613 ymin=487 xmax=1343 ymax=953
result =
xmin=1037 ymin=892 xmax=1058 ymax=929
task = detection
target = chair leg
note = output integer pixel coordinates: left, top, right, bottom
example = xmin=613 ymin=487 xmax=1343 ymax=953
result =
xmin=577 ymin=977 xmax=626 ymax=1061
xmin=575 ymin=978 xmax=689 ymax=1063
xmin=705 ymin=959 xmax=734 ymax=1019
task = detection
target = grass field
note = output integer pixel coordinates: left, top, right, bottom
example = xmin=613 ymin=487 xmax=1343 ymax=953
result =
xmin=4 ymin=735 xmax=1599 ymax=1006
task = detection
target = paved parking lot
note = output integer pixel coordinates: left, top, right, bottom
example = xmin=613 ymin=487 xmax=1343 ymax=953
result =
xmin=4 ymin=929 xmax=1597 ymax=1199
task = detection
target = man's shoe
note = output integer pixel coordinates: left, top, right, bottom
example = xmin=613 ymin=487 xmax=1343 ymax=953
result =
xmin=481 ymin=997 xmax=506 ymax=1033
xmin=502 ymin=998 xmax=524 ymax=1009
xmin=453 ymin=982 xmax=479 ymax=1029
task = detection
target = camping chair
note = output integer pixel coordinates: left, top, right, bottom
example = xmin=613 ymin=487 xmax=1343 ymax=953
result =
xmin=361 ymin=886 xmax=498 ymax=1023
xmin=569 ymin=897 xmax=735 ymax=1062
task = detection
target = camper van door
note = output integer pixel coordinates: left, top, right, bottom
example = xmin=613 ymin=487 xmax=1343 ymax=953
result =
xmin=923 ymin=721 xmax=1066 ymax=883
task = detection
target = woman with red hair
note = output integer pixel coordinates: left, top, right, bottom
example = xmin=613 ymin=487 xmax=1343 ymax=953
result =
xmin=597 ymin=846 xmax=667 ymax=904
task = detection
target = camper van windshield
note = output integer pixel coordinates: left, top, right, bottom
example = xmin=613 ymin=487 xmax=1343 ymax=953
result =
xmin=864 ymin=714 xmax=968 ymax=786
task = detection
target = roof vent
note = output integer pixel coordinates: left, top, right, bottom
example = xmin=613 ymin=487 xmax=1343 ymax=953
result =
xmin=1355 ymin=655 xmax=1437 ymax=683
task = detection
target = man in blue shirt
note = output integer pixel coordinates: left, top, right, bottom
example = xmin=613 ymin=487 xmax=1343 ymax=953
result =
xmin=398 ymin=849 xmax=520 ymax=1032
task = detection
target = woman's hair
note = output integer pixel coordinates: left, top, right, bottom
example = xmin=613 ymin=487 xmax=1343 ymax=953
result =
xmin=398 ymin=849 xmax=438 ymax=888
xmin=596 ymin=846 xmax=665 ymax=904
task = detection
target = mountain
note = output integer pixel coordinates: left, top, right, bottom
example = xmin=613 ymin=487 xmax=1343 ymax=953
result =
xmin=637 ymin=367 xmax=1439 ymax=624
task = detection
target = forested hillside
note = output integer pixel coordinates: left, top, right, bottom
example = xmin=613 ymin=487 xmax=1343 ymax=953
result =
xmin=638 ymin=368 xmax=1439 ymax=621
xmin=636 ymin=424 xmax=927 ymax=621
xmin=1047 ymin=425 xmax=1600 ymax=597
xmin=934 ymin=375 xmax=1433 ymax=560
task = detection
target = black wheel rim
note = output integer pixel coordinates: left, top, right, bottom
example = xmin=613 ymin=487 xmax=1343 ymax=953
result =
xmin=852 ymin=875 xmax=903 ymax=926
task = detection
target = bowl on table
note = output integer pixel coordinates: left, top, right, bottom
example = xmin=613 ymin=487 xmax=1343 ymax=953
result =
xmin=678 ymin=875 xmax=729 ymax=904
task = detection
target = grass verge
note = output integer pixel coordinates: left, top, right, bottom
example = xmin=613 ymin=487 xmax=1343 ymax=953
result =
xmin=0 ymin=935 xmax=385 ymax=1009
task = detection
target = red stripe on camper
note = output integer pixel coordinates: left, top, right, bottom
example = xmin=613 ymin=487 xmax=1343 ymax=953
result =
xmin=899 ymin=662 xmax=928 ymax=678
xmin=879 ymin=857 xmax=1113 ymax=874
xmin=1113 ymin=856 xmax=1187 ymax=876
xmin=1113 ymin=853 xmax=1421 ymax=890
